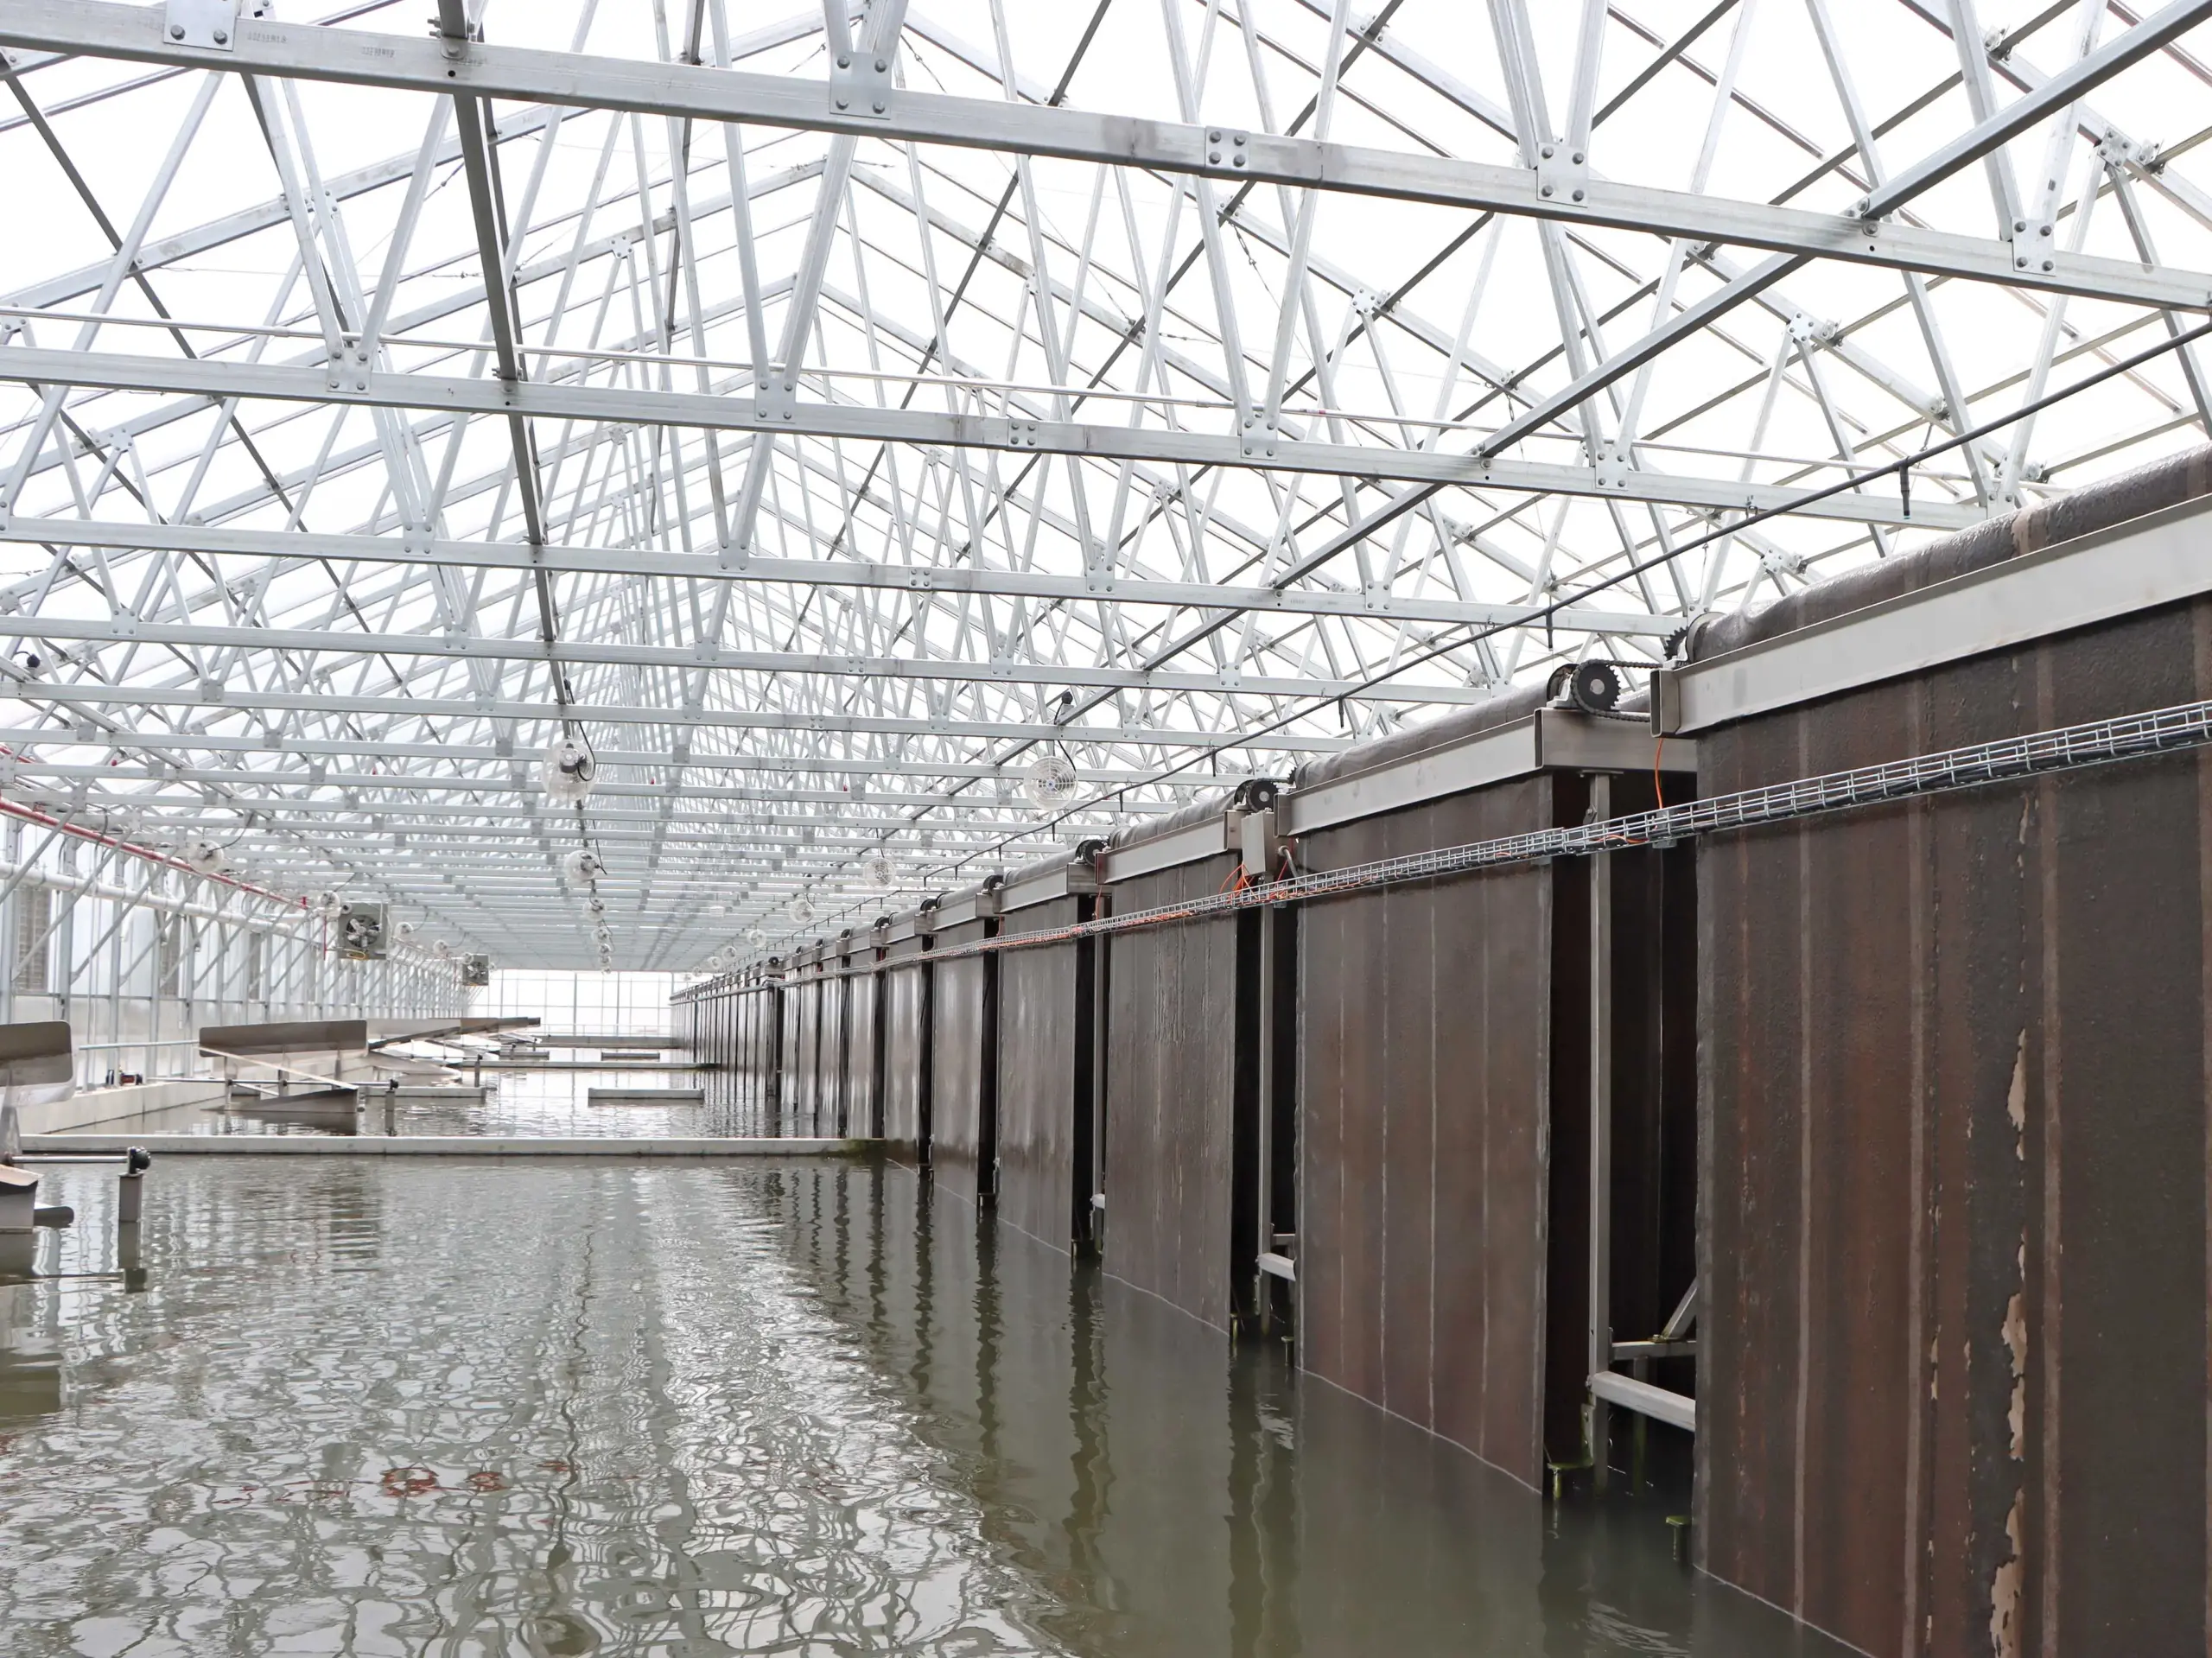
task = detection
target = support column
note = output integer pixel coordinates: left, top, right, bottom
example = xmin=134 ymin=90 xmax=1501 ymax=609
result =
xmin=1587 ymin=772 xmax=1615 ymax=1488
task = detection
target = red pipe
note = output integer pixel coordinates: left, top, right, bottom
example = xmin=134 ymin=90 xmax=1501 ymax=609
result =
xmin=0 ymin=796 xmax=305 ymax=908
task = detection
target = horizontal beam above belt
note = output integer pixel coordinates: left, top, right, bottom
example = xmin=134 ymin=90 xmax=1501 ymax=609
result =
xmin=0 ymin=347 xmax=1974 ymax=529
xmin=0 ymin=2 xmax=2200 ymax=309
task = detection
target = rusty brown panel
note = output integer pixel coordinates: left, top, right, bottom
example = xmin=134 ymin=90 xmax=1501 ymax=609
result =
xmin=1541 ymin=781 xmax=1594 ymax=1486
xmin=1102 ymin=854 xmax=1242 ymax=1331
xmin=997 ymin=896 xmax=1084 ymax=1251
xmin=820 ymin=974 xmax=845 ymax=1137
xmin=1698 ymin=594 xmax=2212 ymax=1655
xmin=931 ymin=919 xmax=993 ymax=1206
xmin=1427 ymin=831 xmax=1496 ymax=1466
xmin=797 ymin=976 xmax=823 ymax=1136
xmin=2037 ymin=607 xmax=2208 ymax=1655
xmin=1604 ymin=772 xmax=1689 ymax=1356
xmin=881 ymin=960 xmax=929 ymax=1166
xmin=1298 ymin=867 xmax=1347 ymax=1392
xmin=817 ymin=973 xmax=838 ymax=1134
xmin=1294 ymin=772 xmax=1560 ymax=1490
xmin=1920 ymin=645 xmax=2036 ymax=1658
xmin=1697 ymin=733 xmax=1807 ymax=1608
xmin=1338 ymin=806 xmax=1389 ymax=1407
xmin=1796 ymin=682 xmax=1917 ymax=1655
xmin=1378 ymin=805 xmax=1436 ymax=1432
xmin=792 ymin=978 xmax=811 ymax=1136
xmin=846 ymin=969 xmax=879 ymax=1138
xmin=1493 ymin=778 xmax=1562 ymax=1480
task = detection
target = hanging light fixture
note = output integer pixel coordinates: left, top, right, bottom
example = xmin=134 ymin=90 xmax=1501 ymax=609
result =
xmin=541 ymin=735 xmax=597 ymax=805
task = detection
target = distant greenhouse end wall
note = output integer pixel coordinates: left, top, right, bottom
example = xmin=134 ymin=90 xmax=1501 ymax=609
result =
xmin=0 ymin=818 xmax=461 ymax=1089
xmin=469 ymin=969 xmax=679 ymax=1038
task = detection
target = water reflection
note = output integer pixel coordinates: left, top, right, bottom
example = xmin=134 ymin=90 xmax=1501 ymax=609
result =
xmin=0 ymin=1160 xmax=1849 ymax=1655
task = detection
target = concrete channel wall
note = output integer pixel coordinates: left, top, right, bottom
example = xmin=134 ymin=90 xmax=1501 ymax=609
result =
xmin=670 ymin=443 xmax=2212 ymax=1651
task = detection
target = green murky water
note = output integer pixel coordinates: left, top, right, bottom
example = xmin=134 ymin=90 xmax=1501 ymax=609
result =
xmin=0 ymin=1159 xmax=1847 ymax=1655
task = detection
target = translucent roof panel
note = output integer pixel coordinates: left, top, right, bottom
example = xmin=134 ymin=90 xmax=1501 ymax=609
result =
xmin=0 ymin=0 xmax=2205 ymax=967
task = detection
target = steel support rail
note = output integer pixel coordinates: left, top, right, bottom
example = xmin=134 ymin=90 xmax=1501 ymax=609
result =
xmin=2 ymin=1 xmax=2205 ymax=308
xmin=0 ymin=517 xmax=1675 ymax=633
xmin=0 ymin=618 xmax=1519 ymax=703
xmin=0 ymin=346 xmax=1974 ymax=527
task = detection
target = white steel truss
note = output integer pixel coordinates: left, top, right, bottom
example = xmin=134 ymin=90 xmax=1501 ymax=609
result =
xmin=0 ymin=0 xmax=2200 ymax=970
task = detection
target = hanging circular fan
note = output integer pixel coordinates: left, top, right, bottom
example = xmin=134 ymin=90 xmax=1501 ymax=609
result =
xmin=585 ymin=894 xmax=607 ymax=918
xmin=704 ymin=950 xmax=726 ymax=972
xmin=744 ymin=925 xmax=768 ymax=950
xmin=183 ymin=840 xmax=231 ymax=876
xmin=1026 ymin=753 xmax=1077 ymax=807
xmin=541 ymin=735 xmax=597 ymax=805
xmin=394 ymin=921 xmax=416 ymax=943
xmin=561 ymin=848 xmax=605 ymax=884
xmin=314 ymin=890 xmax=344 ymax=918
xmin=431 ymin=939 xmax=453 ymax=960
xmin=788 ymin=895 xmax=816 ymax=926
xmin=861 ymin=849 xmax=897 ymax=891
xmin=594 ymin=927 xmax=613 ymax=947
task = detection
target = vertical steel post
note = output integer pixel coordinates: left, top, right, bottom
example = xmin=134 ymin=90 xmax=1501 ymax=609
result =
xmin=1587 ymin=772 xmax=1615 ymax=1490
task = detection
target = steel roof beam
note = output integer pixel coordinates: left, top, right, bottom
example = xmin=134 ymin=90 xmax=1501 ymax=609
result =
xmin=2 ymin=1 xmax=2204 ymax=308
xmin=0 ymin=617 xmax=1507 ymax=702
xmin=0 ymin=346 xmax=1973 ymax=527
xmin=0 ymin=517 xmax=1672 ymax=632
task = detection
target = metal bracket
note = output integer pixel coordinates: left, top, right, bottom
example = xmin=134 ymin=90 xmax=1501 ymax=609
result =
xmin=753 ymin=378 xmax=797 ymax=425
xmin=1592 ymin=436 xmax=1629 ymax=490
xmin=1202 ymin=128 xmax=1252 ymax=172
xmin=1240 ymin=410 xmax=1283 ymax=461
xmin=2010 ymin=210 xmax=2058 ymax=276
xmin=2096 ymin=130 xmax=2162 ymax=175
xmin=1006 ymin=419 xmax=1041 ymax=450
xmin=1535 ymin=138 xmax=1589 ymax=205
xmin=164 ymin=0 xmax=265 ymax=52
xmin=1785 ymin=313 xmax=1837 ymax=349
xmin=829 ymin=49 xmax=895 ymax=121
